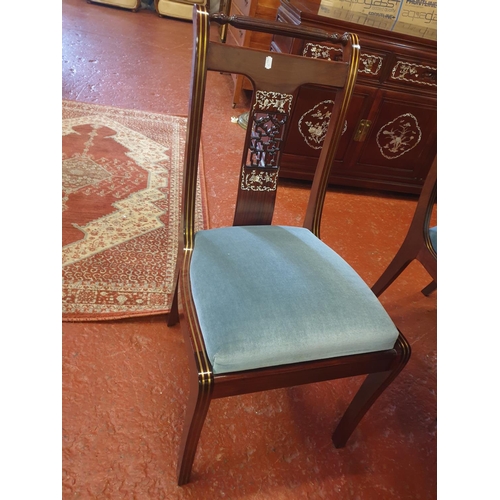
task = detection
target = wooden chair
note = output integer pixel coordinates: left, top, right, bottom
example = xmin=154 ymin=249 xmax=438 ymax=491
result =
xmin=371 ymin=156 xmax=437 ymax=297
xmin=168 ymin=5 xmax=411 ymax=485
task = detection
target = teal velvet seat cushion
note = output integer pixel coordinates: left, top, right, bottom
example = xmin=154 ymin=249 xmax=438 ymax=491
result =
xmin=429 ymin=226 xmax=437 ymax=252
xmin=190 ymin=225 xmax=400 ymax=374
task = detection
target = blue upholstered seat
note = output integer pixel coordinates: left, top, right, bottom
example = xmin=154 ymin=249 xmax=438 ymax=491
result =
xmin=429 ymin=226 xmax=437 ymax=252
xmin=190 ymin=226 xmax=400 ymax=374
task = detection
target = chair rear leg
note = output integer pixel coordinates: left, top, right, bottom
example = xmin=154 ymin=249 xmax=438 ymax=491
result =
xmin=177 ymin=379 xmax=213 ymax=486
xmin=332 ymin=335 xmax=411 ymax=448
xmin=167 ymin=277 xmax=180 ymax=327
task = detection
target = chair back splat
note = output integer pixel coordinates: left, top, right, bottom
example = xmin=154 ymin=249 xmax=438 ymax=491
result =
xmin=169 ymin=5 xmax=411 ymax=486
xmin=185 ymin=8 xmax=359 ymax=233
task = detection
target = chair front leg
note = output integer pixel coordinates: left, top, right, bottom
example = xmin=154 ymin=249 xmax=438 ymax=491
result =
xmin=417 ymin=247 xmax=437 ymax=287
xmin=371 ymin=245 xmax=414 ymax=297
xmin=332 ymin=335 xmax=411 ymax=448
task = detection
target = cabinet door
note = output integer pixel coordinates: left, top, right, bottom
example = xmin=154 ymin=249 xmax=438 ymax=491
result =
xmin=346 ymin=89 xmax=437 ymax=189
xmin=280 ymin=84 xmax=374 ymax=179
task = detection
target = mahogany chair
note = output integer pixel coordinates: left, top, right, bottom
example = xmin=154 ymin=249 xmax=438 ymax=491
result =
xmin=168 ymin=5 xmax=411 ymax=485
xmin=371 ymin=156 xmax=437 ymax=297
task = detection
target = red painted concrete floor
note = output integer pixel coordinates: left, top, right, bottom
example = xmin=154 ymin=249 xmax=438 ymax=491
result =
xmin=62 ymin=1 xmax=437 ymax=498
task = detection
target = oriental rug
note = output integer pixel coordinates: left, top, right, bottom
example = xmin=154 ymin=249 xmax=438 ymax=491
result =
xmin=62 ymin=100 xmax=207 ymax=321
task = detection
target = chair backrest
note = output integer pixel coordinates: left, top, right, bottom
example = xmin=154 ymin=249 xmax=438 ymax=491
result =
xmin=182 ymin=6 xmax=360 ymax=249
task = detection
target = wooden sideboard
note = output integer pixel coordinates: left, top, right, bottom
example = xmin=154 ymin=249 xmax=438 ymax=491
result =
xmin=272 ymin=0 xmax=437 ymax=194
xmin=225 ymin=0 xmax=281 ymax=106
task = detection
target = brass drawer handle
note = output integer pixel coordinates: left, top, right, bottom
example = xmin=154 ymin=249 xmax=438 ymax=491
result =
xmin=353 ymin=119 xmax=371 ymax=142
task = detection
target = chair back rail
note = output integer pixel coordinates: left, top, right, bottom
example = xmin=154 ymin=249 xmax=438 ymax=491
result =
xmin=212 ymin=12 xmax=349 ymax=44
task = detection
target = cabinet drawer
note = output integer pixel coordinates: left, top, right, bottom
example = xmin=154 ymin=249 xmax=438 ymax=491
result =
xmin=389 ymin=58 xmax=437 ymax=88
xmin=227 ymin=22 xmax=247 ymax=47
xmin=232 ymin=0 xmax=252 ymax=17
xmin=300 ymin=42 xmax=387 ymax=83
xmin=358 ymin=51 xmax=386 ymax=80
xmin=227 ymin=2 xmax=248 ymax=46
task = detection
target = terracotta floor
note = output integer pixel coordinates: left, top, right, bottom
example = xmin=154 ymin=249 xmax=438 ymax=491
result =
xmin=62 ymin=1 xmax=437 ymax=498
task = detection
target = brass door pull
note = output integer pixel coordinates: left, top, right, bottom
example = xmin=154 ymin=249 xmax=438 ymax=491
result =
xmin=353 ymin=119 xmax=372 ymax=142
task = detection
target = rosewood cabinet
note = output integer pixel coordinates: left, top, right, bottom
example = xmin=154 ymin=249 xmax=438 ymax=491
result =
xmin=272 ymin=0 xmax=437 ymax=194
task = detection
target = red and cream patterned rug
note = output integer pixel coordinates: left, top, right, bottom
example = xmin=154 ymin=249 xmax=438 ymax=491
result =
xmin=62 ymin=100 xmax=207 ymax=321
